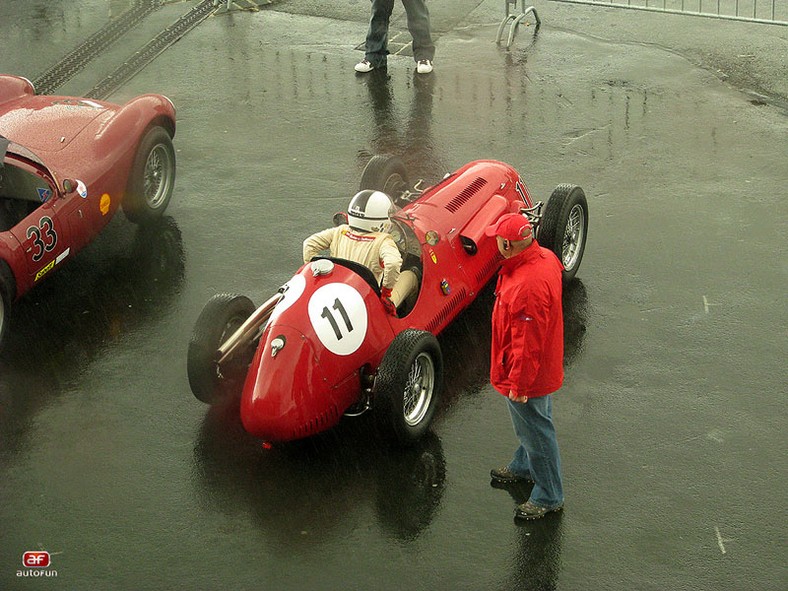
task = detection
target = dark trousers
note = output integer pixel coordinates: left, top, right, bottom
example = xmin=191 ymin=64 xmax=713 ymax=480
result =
xmin=364 ymin=0 xmax=435 ymax=66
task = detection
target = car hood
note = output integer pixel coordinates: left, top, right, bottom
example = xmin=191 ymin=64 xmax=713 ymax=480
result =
xmin=0 ymin=95 xmax=114 ymax=153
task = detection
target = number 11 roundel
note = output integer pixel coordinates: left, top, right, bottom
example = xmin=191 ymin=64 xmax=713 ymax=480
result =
xmin=307 ymin=283 xmax=369 ymax=356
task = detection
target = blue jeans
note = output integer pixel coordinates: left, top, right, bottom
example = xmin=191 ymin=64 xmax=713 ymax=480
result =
xmin=364 ymin=0 xmax=435 ymax=66
xmin=506 ymin=395 xmax=564 ymax=509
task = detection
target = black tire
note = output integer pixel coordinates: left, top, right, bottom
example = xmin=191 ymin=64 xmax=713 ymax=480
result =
xmin=122 ymin=126 xmax=176 ymax=224
xmin=359 ymin=155 xmax=409 ymax=203
xmin=374 ymin=329 xmax=443 ymax=445
xmin=188 ymin=293 xmax=256 ymax=404
xmin=538 ymin=184 xmax=588 ymax=282
xmin=0 ymin=285 xmax=7 ymax=352
xmin=0 ymin=260 xmax=15 ymax=352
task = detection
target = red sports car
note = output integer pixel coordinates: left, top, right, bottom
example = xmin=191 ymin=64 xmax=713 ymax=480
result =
xmin=188 ymin=155 xmax=588 ymax=445
xmin=0 ymin=74 xmax=176 ymax=347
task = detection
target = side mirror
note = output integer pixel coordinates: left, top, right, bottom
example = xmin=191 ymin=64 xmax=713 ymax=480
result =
xmin=332 ymin=211 xmax=348 ymax=227
xmin=62 ymin=178 xmax=76 ymax=194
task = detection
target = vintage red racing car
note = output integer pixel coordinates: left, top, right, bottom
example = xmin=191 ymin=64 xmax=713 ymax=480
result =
xmin=0 ymin=74 xmax=176 ymax=347
xmin=187 ymin=155 xmax=588 ymax=445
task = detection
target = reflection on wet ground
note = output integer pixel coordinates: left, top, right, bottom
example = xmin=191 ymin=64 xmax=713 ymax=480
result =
xmin=1 ymin=0 xmax=786 ymax=588
xmin=0 ymin=217 xmax=185 ymax=455
xmin=194 ymin=401 xmax=447 ymax=545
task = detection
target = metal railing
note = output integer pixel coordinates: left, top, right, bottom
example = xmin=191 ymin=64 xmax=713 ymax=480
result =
xmin=496 ymin=0 xmax=542 ymax=48
xmin=213 ymin=0 xmax=268 ymax=12
xmin=549 ymin=0 xmax=788 ymax=25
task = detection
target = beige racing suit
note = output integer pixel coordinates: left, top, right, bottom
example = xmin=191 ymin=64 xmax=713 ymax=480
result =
xmin=302 ymin=224 xmax=416 ymax=307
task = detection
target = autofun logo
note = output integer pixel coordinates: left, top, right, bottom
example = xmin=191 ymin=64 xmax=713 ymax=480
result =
xmin=18 ymin=550 xmax=58 ymax=578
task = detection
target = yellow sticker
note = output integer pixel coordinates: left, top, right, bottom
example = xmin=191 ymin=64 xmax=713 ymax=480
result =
xmin=100 ymin=193 xmax=111 ymax=215
xmin=429 ymin=249 xmax=438 ymax=264
xmin=35 ymin=260 xmax=55 ymax=282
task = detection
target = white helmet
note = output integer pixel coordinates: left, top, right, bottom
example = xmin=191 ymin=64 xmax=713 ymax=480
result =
xmin=347 ymin=190 xmax=393 ymax=233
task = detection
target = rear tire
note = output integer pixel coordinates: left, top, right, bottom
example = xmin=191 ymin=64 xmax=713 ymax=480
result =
xmin=123 ymin=126 xmax=176 ymax=224
xmin=360 ymin=155 xmax=409 ymax=203
xmin=374 ymin=329 xmax=443 ymax=445
xmin=188 ymin=293 xmax=256 ymax=404
xmin=538 ymin=184 xmax=588 ymax=282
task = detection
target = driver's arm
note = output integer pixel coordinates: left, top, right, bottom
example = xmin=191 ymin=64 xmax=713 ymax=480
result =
xmin=303 ymin=227 xmax=338 ymax=263
xmin=378 ymin=236 xmax=403 ymax=290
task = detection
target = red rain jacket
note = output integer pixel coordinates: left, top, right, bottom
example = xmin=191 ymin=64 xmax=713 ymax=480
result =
xmin=490 ymin=241 xmax=564 ymax=398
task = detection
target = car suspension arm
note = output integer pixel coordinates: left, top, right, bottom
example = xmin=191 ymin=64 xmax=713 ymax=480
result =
xmin=521 ymin=201 xmax=543 ymax=234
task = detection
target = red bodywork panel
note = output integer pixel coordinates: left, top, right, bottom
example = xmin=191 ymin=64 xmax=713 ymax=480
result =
xmin=0 ymin=74 xmax=176 ymax=300
xmin=241 ymin=159 xmax=532 ymax=442
xmin=242 ymin=264 xmax=397 ymax=441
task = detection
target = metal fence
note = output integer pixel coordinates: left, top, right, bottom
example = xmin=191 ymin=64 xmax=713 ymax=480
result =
xmin=549 ymin=0 xmax=788 ymax=25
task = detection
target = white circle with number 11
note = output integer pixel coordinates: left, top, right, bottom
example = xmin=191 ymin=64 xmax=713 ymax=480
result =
xmin=307 ymin=283 xmax=368 ymax=356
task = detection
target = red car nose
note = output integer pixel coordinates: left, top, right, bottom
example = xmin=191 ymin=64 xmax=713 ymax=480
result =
xmin=240 ymin=325 xmax=342 ymax=442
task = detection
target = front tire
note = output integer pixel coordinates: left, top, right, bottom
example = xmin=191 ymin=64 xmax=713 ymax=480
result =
xmin=374 ymin=329 xmax=443 ymax=445
xmin=123 ymin=126 xmax=176 ymax=224
xmin=538 ymin=184 xmax=588 ymax=282
xmin=188 ymin=293 xmax=256 ymax=404
xmin=0 ymin=288 xmax=7 ymax=352
xmin=0 ymin=260 xmax=15 ymax=352
xmin=360 ymin=155 xmax=409 ymax=204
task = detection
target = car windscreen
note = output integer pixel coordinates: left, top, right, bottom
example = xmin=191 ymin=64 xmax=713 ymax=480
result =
xmin=0 ymin=138 xmax=55 ymax=204
xmin=2 ymin=139 xmax=48 ymax=169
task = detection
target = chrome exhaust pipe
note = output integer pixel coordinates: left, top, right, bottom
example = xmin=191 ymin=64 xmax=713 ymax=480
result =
xmin=217 ymin=292 xmax=283 ymax=365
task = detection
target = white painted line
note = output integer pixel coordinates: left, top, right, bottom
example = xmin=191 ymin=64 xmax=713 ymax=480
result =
xmin=715 ymin=526 xmax=728 ymax=555
xmin=702 ymin=295 xmax=721 ymax=314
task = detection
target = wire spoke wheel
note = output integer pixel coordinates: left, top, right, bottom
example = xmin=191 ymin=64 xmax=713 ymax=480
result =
xmin=403 ymin=352 xmax=435 ymax=427
xmin=144 ymin=143 xmax=174 ymax=208
xmin=375 ymin=329 xmax=443 ymax=445
xmin=562 ymin=203 xmax=586 ymax=270
xmin=122 ymin=125 xmax=176 ymax=223
xmin=538 ymin=184 xmax=589 ymax=282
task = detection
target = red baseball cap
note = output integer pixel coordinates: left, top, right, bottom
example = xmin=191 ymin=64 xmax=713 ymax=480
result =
xmin=484 ymin=213 xmax=533 ymax=241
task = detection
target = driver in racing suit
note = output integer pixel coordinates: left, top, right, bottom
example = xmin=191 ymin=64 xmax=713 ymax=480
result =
xmin=302 ymin=189 xmax=417 ymax=315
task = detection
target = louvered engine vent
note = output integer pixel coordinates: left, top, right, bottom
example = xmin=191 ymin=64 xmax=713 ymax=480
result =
xmin=444 ymin=178 xmax=487 ymax=213
xmin=426 ymin=288 xmax=468 ymax=333
xmin=292 ymin=405 xmax=339 ymax=439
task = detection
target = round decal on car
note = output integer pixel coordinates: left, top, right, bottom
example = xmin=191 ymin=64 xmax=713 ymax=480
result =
xmin=307 ymin=283 xmax=368 ymax=356
xmin=76 ymin=179 xmax=88 ymax=198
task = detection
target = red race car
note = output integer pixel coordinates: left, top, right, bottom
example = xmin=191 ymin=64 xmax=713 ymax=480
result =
xmin=0 ymin=74 xmax=176 ymax=347
xmin=188 ymin=155 xmax=588 ymax=445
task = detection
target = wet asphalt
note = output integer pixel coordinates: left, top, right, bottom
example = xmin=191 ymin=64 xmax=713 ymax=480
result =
xmin=1 ymin=1 xmax=786 ymax=589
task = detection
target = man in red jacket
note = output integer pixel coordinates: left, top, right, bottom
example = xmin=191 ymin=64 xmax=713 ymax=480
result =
xmin=485 ymin=212 xmax=565 ymax=520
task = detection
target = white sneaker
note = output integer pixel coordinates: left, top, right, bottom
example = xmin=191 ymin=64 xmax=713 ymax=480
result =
xmin=416 ymin=59 xmax=433 ymax=74
xmin=354 ymin=59 xmax=375 ymax=73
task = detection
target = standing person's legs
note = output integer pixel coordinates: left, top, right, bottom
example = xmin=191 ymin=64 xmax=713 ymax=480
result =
xmin=364 ymin=0 xmax=396 ymax=67
xmin=401 ymin=0 xmax=435 ymax=63
xmin=506 ymin=396 xmax=564 ymax=509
